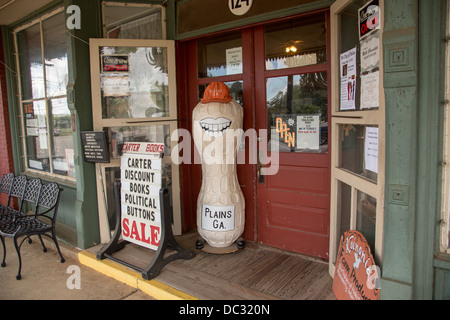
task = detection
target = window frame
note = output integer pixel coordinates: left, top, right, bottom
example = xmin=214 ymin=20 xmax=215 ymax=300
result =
xmin=329 ymin=0 xmax=386 ymax=276
xmin=13 ymin=7 xmax=75 ymax=181
xmin=440 ymin=0 xmax=450 ymax=255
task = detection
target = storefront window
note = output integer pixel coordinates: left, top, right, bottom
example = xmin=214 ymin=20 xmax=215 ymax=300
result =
xmin=266 ymin=72 xmax=328 ymax=153
xmin=265 ymin=14 xmax=327 ymax=70
xmin=15 ymin=9 xmax=75 ymax=179
xmin=103 ymin=3 xmax=163 ymax=39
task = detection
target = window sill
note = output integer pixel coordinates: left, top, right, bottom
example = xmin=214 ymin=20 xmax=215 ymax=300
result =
xmin=21 ymin=170 xmax=77 ymax=189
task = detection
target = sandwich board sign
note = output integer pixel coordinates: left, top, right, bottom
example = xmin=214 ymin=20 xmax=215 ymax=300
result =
xmin=120 ymin=142 xmax=164 ymax=250
xmin=332 ymin=230 xmax=380 ymax=300
xmin=97 ymin=141 xmax=195 ymax=280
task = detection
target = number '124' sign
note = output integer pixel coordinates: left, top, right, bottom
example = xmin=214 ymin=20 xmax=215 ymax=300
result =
xmin=228 ymin=0 xmax=253 ymax=16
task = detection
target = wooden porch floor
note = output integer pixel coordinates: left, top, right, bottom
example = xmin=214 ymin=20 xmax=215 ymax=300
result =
xmin=87 ymin=231 xmax=336 ymax=300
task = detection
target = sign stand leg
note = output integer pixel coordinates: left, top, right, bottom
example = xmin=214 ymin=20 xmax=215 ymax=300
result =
xmin=96 ymin=181 xmax=128 ymax=260
xmin=97 ymin=181 xmax=195 ymax=280
xmin=141 ymin=188 xmax=196 ymax=280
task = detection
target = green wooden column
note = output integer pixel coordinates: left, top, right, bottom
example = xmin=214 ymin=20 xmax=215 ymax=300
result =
xmin=381 ymin=0 xmax=419 ymax=299
xmin=65 ymin=0 xmax=102 ymax=249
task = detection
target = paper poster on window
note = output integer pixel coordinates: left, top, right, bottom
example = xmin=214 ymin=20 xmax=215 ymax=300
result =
xmin=102 ymin=75 xmax=130 ymax=97
xmin=340 ymin=47 xmax=357 ymax=111
xmin=361 ymin=71 xmax=379 ymax=109
xmin=23 ymin=102 xmax=34 ymax=119
xmin=360 ymin=33 xmax=380 ymax=73
xmin=226 ymin=47 xmax=243 ymax=75
xmin=365 ymin=127 xmax=379 ymax=173
xmin=297 ymin=114 xmax=320 ymax=150
xmin=39 ymin=129 xmax=48 ymax=150
xmin=26 ymin=119 xmax=38 ymax=136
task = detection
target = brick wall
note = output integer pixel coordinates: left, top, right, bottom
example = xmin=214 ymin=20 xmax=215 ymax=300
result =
xmin=0 ymin=31 xmax=15 ymax=206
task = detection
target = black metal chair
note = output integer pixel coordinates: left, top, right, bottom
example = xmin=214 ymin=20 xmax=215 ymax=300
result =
xmin=0 ymin=175 xmax=27 ymax=223
xmin=0 ymin=181 xmax=65 ymax=280
xmin=0 ymin=173 xmax=15 ymax=212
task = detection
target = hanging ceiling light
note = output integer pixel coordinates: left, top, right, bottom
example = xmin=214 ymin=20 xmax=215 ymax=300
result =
xmin=285 ymin=45 xmax=298 ymax=54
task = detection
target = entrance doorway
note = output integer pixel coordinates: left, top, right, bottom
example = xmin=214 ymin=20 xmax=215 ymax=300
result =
xmin=182 ymin=10 xmax=331 ymax=259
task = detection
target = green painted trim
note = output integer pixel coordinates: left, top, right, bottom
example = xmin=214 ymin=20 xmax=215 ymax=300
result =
xmin=165 ymin=0 xmax=176 ymax=40
xmin=1 ymin=27 xmax=22 ymax=175
xmin=380 ymin=278 xmax=413 ymax=300
xmin=414 ymin=0 xmax=445 ymax=300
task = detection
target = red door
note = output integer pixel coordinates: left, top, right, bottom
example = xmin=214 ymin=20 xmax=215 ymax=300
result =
xmin=254 ymin=12 xmax=331 ymax=259
xmin=180 ymin=10 xmax=331 ymax=259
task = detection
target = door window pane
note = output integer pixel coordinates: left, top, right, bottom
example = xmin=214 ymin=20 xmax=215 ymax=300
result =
xmin=338 ymin=0 xmax=380 ymax=112
xmin=338 ymin=124 xmax=378 ymax=182
xmin=267 ymin=72 xmax=328 ymax=153
xmin=357 ymin=191 xmax=376 ymax=253
xmin=100 ymin=46 xmax=169 ymax=119
xmin=334 ymin=181 xmax=351 ymax=264
xmin=197 ymin=32 xmax=242 ymax=78
xmin=265 ymin=13 xmax=327 ymax=70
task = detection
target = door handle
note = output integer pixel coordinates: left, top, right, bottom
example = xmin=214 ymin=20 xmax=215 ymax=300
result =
xmin=257 ymin=152 xmax=265 ymax=184
xmin=257 ymin=162 xmax=265 ymax=184
xmin=257 ymin=136 xmax=265 ymax=184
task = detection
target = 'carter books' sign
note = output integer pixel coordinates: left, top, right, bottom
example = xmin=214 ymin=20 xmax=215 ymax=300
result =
xmin=120 ymin=142 xmax=164 ymax=250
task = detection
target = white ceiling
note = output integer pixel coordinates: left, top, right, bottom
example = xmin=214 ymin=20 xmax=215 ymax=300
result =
xmin=0 ymin=0 xmax=55 ymax=26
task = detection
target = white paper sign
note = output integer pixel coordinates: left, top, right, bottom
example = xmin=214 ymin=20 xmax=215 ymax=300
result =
xmin=297 ymin=114 xmax=320 ymax=150
xmin=202 ymin=205 xmax=235 ymax=232
xmin=360 ymin=33 xmax=380 ymax=73
xmin=340 ymin=47 xmax=357 ymax=111
xmin=102 ymin=75 xmax=130 ymax=97
xmin=226 ymin=47 xmax=243 ymax=75
xmin=361 ymin=71 xmax=379 ymax=109
xmin=365 ymin=127 xmax=379 ymax=173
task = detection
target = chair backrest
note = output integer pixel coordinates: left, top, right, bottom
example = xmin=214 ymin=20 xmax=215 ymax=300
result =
xmin=9 ymin=176 xmax=27 ymax=207
xmin=37 ymin=182 xmax=62 ymax=222
xmin=20 ymin=178 xmax=41 ymax=212
xmin=0 ymin=173 xmax=14 ymax=196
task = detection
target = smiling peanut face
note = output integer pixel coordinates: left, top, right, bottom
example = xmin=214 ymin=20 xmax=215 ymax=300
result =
xmin=193 ymin=100 xmax=243 ymax=152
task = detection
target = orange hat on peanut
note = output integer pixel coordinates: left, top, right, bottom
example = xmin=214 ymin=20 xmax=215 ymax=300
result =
xmin=201 ymin=82 xmax=232 ymax=104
